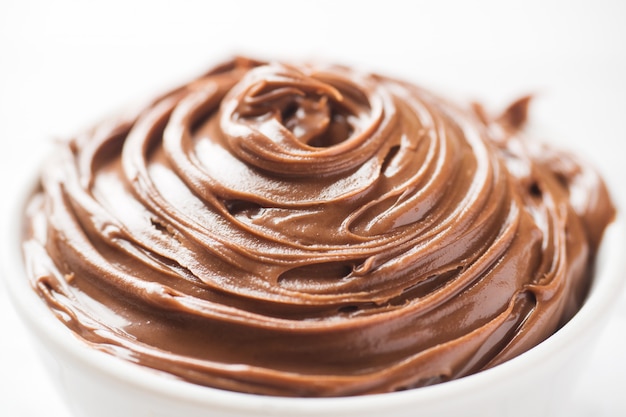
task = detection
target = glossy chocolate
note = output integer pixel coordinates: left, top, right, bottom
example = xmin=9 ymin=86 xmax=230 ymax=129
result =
xmin=22 ymin=57 xmax=615 ymax=396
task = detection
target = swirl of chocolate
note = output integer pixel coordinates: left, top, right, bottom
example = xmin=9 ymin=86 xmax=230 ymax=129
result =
xmin=22 ymin=57 xmax=615 ymax=396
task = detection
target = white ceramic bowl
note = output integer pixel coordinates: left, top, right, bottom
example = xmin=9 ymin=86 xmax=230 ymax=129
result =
xmin=3 ymin=184 xmax=624 ymax=417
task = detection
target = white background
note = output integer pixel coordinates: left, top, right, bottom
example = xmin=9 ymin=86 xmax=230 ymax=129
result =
xmin=1 ymin=0 xmax=625 ymax=416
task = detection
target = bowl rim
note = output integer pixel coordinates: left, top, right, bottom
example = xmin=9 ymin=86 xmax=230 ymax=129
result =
xmin=2 ymin=178 xmax=624 ymax=414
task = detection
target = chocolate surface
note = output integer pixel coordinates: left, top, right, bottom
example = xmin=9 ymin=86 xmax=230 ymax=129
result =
xmin=22 ymin=57 xmax=615 ymax=396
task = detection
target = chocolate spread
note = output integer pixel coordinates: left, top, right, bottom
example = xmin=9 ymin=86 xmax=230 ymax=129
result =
xmin=21 ymin=57 xmax=615 ymax=396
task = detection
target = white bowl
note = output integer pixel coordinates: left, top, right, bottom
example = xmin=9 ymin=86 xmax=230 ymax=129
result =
xmin=3 ymin=182 xmax=624 ymax=417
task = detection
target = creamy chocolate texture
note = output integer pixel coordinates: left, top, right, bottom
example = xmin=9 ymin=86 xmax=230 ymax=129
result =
xmin=22 ymin=57 xmax=615 ymax=397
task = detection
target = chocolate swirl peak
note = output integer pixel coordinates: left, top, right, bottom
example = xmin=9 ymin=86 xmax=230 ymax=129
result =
xmin=22 ymin=57 xmax=615 ymax=396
